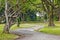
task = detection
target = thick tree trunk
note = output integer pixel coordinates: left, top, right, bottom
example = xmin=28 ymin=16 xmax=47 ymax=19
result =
xmin=48 ymin=15 xmax=55 ymax=26
xmin=3 ymin=24 xmax=9 ymax=33
xmin=3 ymin=18 xmax=15 ymax=33
xmin=48 ymin=7 xmax=55 ymax=26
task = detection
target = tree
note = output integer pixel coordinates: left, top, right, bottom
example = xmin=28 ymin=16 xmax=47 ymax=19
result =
xmin=55 ymin=0 xmax=60 ymax=21
xmin=3 ymin=0 xmax=21 ymax=33
xmin=3 ymin=0 xmax=9 ymax=33
xmin=41 ymin=0 xmax=56 ymax=26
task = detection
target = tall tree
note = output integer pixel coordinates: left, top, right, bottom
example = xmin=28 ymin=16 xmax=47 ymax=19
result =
xmin=41 ymin=0 xmax=55 ymax=26
xmin=3 ymin=0 xmax=20 ymax=33
xmin=3 ymin=0 xmax=9 ymax=33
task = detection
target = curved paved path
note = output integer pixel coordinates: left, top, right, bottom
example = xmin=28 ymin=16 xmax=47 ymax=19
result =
xmin=16 ymin=32 xmax=60 ymax=40
xmin=9 ymin=25 xmax=60 ymax=40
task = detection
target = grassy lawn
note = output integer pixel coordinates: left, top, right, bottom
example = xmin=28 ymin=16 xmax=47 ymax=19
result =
xmin=0 ymin=33 xmax=17 ymax=40
xmin=11 ymin=23 xmax=42 ymax=30
xmin=39 ymin=21 xmax=60 ymax=35
xmin=11 ymin=22 xmax=60 ymax=35
xmin=0 ymin=24 xmax=17 ymax=40
xmin=0 ymin=23 xmax=41 ymax=40
xmin=0 ymin=22 xmax=60 ymax=40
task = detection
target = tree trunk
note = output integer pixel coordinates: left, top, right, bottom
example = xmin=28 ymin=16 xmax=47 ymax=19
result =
xmin=48 ymin=15 xmax=55 ymax=26
xmin=3 ymin=0 xmax=20 ymax=33
xmin=3 ymin=0 xmax=9 ymax=33
xmin=3 ymin=17 xmax=15 ymax=33
xmin=58 ymin=13 xmax=60 ymax=21
xmin=48 ymin=7 xmax=55 ymax=26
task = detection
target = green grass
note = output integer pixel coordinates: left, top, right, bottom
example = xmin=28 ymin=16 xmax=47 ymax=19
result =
xmin=0 ymin=33 xmax=17 ymax=40
xmin=0 ymin=22 xmax=60 ymax=40
xmin=39 ymin=27 xmax=60 ymax=35
xmin=11 ymin=22 xmax=60 ymax=35
xmin=0 ymin=24 xmax=17 ymax=40
xmin=39 ymin=22 xmax=60 ymax=35
xmin=0 ymin=23 xmax=41 ymax=40
xmin=11 ymin=23 xmax=42 ymax=30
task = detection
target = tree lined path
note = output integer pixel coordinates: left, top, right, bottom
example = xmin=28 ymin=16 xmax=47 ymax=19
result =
xmin=9 ymin=25 xmax=60 ymax=40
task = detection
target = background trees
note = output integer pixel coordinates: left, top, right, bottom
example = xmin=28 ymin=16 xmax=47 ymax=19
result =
xmin=0 ymin=0 xmax=60 ymax=33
